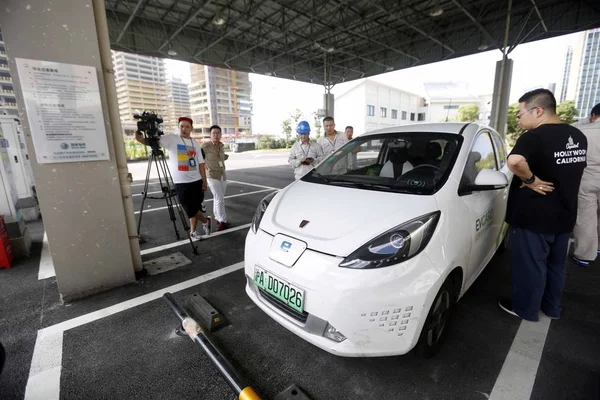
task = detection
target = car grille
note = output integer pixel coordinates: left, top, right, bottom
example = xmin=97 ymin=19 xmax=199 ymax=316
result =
xmin=258 ymin=288 xmax=309 ymax=324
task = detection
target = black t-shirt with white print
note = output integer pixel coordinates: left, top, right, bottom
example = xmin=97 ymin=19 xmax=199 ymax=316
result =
xmin=506 ymin=123 xmax=587 ymax=234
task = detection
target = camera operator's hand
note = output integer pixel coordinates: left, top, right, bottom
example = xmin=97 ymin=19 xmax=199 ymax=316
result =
xmin=134 ymin=130 xmax=146 ymax=145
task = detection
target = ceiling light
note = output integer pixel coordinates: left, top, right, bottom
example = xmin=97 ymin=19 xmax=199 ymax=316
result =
xmin=315 ymin=42 xmax=335 ymax=53
xmin=212 ymin=15 xmax=226 ymax=26
xmin=478 ymin=44 xmax=489 ymax=51
xmin=428 ymin=7 xmax=444 ymax=17
xmin=385 ymin=66 xmax=394 ymax=72
xmin=265 ymin=71 xmax=273 ymax=76
xmin=167 ymin=49 xmax=177 ymax=56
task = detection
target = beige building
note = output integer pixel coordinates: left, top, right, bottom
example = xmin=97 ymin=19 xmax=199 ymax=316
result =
xmin=111 ymin=51 xmax=168 ymax=133
xmin=164 ymin=77 xmax=191 ymax=133
xmin=189 ymin=64 xmax=252 ymax=136
xmin=0 ymin=29 xmax=18 ymax=117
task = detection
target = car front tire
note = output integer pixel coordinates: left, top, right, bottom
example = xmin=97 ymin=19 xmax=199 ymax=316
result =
xmin=414 ymin=278 xmax=457 ymax=358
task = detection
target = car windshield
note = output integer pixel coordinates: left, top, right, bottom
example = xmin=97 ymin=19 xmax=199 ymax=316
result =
xmin=302 ymin=132 xmax=463 ymax=195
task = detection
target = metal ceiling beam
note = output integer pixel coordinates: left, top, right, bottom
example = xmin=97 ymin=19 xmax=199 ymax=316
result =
xmin=366 ymin=3 xmax=455 ymax=54
xmin=251 ymin=2 xmax=418 ymax=70
xmin=450 ymin=0 xmax=497 ymax=48
xmin=115 ymin=0 xmax=149 ymax=43
xmin=157 ymin=0 xmax=214 ymax=52
xmin=194 ymin=0 xmax=275 ymax=58
xmin=529 ymin=0 xmax=548 ymax=32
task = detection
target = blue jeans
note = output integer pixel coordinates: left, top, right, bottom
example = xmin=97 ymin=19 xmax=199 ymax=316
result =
xmin=510 ymin=227 xmax=570 ymax=321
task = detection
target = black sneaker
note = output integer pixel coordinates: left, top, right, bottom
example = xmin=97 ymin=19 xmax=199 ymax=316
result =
xmin=499 ymin=299 xmax=520 ymax=318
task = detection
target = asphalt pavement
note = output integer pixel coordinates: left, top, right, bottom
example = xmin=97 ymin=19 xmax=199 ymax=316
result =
xmin=0 ymin=151 xmax=598 ymax=400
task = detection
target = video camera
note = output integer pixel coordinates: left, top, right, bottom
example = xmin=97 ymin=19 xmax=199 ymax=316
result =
xmin=134 ymin=111 xmax=164 ymax=138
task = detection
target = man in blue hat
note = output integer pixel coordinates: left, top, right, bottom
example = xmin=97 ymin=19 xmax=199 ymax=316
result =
xmin=288 ymin=121 xmax=324 ymax=180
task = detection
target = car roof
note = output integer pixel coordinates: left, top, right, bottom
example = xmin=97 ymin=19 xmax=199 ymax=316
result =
xmin=360 ymin=122 xmax=485 ymax=137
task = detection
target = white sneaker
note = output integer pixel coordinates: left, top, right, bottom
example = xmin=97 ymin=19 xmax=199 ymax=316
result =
xmin=190 ymin=231 xmax=202 ymax=240
xmin=202 ymin=217 xmax=212 ymax=236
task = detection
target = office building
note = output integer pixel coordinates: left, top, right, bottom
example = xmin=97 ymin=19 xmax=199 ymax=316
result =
xmin=575 ymin=28 xmax=600 ymax=118
xmin=0 ymin=28 xmax=18 ymax=117
xmin=165 ymin=77 xmax=191 ymax=130
xmin=424 ymin=82 xmax=492 ymax=123
xmin=111 ymin=51 xmax=168 ymax=133
xmin=189 ymin=64 xmax=252 ymax=136
xmin=335 ymin=79 xmax=428 ymax=134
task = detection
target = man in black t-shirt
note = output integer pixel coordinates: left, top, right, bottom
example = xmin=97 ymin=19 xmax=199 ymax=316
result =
xmin=500 ymin=89 xmax=587 ymax=321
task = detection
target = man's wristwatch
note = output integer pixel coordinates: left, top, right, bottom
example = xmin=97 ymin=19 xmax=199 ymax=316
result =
xmin=522 ymin=174 xmax=535 ymax=185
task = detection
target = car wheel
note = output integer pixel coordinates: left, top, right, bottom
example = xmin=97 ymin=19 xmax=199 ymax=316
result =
xmin=415 ymin=279 xmax=456 ymax=358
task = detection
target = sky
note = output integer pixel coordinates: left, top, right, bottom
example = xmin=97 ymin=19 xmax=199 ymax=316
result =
xmin=165 ymin=32 xmax=582 ymax=135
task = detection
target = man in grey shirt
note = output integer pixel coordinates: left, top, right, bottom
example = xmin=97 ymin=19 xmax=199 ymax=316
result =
xmin=573 ymin=103 xmax=600 ymax=266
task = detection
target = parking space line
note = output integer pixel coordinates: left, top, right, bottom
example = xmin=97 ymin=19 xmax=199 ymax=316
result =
xmin=227 ymin=180 xmax=282 ymax=191
xmin=140 ymin=223 xmax=251 ymax=256
xmin=134 ymin=189 xmax=275 ymax=214
xmin=25 ymin=262 xmax=244 ymax=400
xmin=489 ymin=316 xmax=551 ymax=400
xmin=38 ymin=232 xmax=55 ymax=280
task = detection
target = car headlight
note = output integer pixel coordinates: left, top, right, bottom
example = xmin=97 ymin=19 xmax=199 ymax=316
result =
xmin=339 ymin=211 xmax=440 ymax=269
xmin=251 ymin=192 xmax=277 ymax=234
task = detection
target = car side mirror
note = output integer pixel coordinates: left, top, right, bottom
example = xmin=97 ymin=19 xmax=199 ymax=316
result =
xmin=471 ymin=169 xmax=508 ymax=190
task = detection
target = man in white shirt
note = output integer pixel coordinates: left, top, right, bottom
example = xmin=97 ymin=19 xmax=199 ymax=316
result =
xmin=317 ymin=116 xmax=348 ymax=175
xmin=345 ymin=126 xmax=359 ymax=170
xmin=573 ymin=103 xmax=600 ymax=266
xmin=288 ymin=121 xmax=324 ymax=180
xmin=135 ymin=116 xmax=211 ymax=239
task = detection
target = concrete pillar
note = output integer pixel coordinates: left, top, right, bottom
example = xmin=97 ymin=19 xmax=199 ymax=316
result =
xmin=0 ymin=0 xmax=136 ymax=300
xmin=324 ymin=92 xmax=334 ymax=118
xmin=489 ymin=56 xmax=513 ymax=138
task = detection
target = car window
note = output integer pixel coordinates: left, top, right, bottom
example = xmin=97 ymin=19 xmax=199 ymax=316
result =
xmin=302 ymin=132 xmax=462 ymax=195
xmin=460 ymin=132 xmax=498 ymax=188
xmin=490 ymin=131 xmax=507 ymax=168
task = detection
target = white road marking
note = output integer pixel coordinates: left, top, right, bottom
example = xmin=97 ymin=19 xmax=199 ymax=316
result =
xmin=25 ymin=332 xmax=63 ymax=400
xmin=38 ymin=232 xmax=55 ymax=281
xmin=134 ymin=189 xmax=275 ymax=214
xmin=131 ymin=179 xmax=282 ymax=191
xmin=227 ymin=179 xmax=281 ymax=191
xmin=25 ymin=262 xmax=244 ymax=399
xmin=489 ymin=315 xmax=552 ymax=400
xmin=140 ymin=223 xmax=251 ymax=255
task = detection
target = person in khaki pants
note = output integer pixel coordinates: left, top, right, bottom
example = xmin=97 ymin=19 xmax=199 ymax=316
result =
xmin=202 ymin=125 xmax=230 ymax=231
xmin=573 ymin=103 xmax=600 ymax=266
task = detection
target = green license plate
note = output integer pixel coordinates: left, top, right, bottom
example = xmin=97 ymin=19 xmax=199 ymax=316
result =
xmin=253 ymin=266 xmax=305 ymax=313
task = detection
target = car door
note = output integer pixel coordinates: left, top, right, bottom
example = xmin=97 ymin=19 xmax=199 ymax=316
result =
xmin=458 ymin=130 xmax=500 ymax=285
xmin=489 ymin=130 xmax=511 ymax=253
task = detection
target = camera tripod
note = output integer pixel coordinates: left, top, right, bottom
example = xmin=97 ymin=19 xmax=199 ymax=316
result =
xmin=136 ymin=142 xmax=198 ymax=255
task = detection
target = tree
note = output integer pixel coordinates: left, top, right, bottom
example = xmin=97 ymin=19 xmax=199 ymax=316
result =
xmin=556 ymin=100 xmax=579 ymax=124
xmin=457 ymin=104 xmax=479 ymax=122
xmin=506 ymin=103 xmax=523 ymax=148
xmin=312 ymin=111 xmax=322 ymax=138
xmin=281 ymin=118 xmax=292 ymax=142
xmin=290 ymin=108 xmax=303 ymax=126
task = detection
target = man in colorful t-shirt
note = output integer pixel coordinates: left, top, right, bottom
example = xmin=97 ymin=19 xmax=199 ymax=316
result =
xmin=135 ymin=117 xmax=211 ymax=239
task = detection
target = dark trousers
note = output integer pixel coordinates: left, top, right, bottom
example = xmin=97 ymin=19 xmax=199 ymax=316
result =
xmin=510 ymin=227 xmax=571 ymax=321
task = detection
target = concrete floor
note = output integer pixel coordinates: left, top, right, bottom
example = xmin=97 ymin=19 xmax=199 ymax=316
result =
xmin=0 ymin=155 xmax=599 ymax=400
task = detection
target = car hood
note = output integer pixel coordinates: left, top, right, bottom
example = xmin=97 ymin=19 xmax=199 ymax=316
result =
xmin=260 ymin=180 xmax=439 ymax=257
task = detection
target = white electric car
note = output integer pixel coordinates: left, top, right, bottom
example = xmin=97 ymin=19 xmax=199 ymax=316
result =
xmin=245 ymin=123 xmax=512 ymax=357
